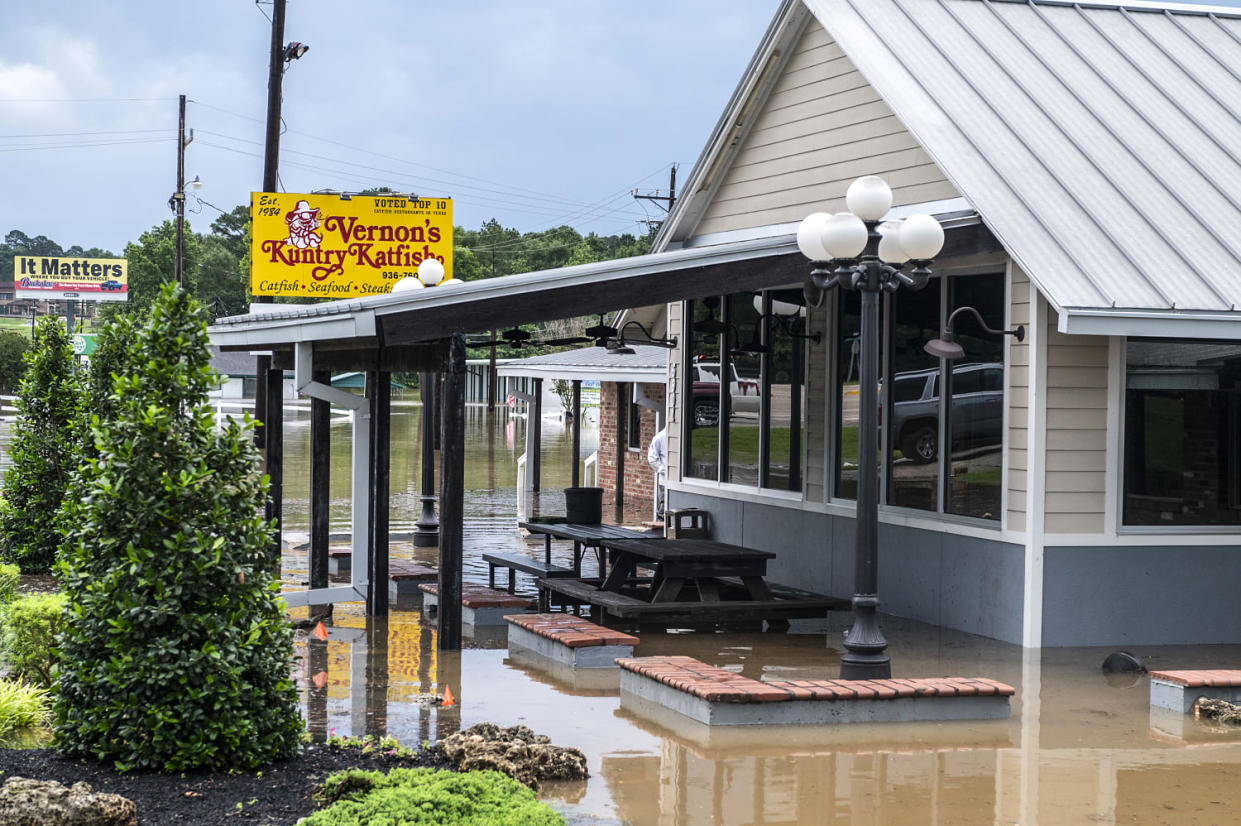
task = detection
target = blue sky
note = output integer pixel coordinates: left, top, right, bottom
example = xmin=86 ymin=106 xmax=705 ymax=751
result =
xmin=1 ymin=0 xmax=1238 ymax=254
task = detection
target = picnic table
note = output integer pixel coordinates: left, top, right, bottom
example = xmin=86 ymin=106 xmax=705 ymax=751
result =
xmin=599 ymin=537 xmax=776 ymax=603
xmin=517 ymin=521 xmax=653 ymax=576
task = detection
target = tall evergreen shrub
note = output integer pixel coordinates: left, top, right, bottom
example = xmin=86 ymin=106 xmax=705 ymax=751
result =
xmin=54 ymin=285 xmax=302 ymax=771
xmin=0 ymin=316 xmax=82 ymax=572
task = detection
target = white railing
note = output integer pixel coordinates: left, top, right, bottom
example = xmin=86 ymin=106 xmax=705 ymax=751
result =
xmin=516 ymin=451 xmax=529 ymax=522
xmin=583 ymin=450 xmax=599 ymax=487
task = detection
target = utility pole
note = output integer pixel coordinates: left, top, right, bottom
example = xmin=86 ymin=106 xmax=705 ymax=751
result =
xmin=633 ymin=164 xmax=678 ymax=231
xmin=255 ymin=0 xmax=287 ymax=448
xmin=173 ymin=94 xmax=190 ymax=287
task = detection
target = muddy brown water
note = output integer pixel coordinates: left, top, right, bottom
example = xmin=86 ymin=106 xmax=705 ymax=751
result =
xmin=5 ymin=405 xmax=1241 ymax=823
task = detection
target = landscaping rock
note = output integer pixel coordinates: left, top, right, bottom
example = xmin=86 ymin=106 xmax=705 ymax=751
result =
xmin=438 ymin=723 xmax=588 ymax=790
xmin=0 ymin=776 xmax=137 ymax=825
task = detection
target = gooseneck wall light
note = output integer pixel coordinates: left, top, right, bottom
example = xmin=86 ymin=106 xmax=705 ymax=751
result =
xmin=796 ymin=175 xmax=946 ymax=680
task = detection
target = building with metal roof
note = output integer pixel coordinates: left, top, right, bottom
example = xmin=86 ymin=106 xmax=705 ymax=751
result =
xmin=210 ymin=0 xmax=1241 ymax=649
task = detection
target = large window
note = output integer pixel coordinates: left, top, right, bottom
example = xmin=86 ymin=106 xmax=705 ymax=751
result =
xmin=1124 ymin=339 xmax=1241 ymax=527
xmin=834 ymin=272 xmax=1007 ymax=522
xmin=682 ymin=290 xmax=808 ymax=492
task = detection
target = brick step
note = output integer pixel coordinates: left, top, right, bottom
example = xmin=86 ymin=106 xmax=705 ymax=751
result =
xmin=616 ymin=656 xmax=1013 ymax=726
xmin=505 ymin=613 xmax=639 ymax=669
xmin=419 ymin=583 xmax=533 ymax=628
xmin=1151 ymin=669 xmax=1241 ymax=714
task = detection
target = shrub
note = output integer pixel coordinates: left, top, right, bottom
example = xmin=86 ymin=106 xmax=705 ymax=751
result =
xmin=0 ymin=316 xmax=83 ymax=573
xmin=54 ymin=284 xmax=302 ymax=772
xmin=0 ymin=593 xmax=64 ymax=688
xmin=81 ymin=314 xmax=138 ymax=435
xmin=0 ymin=562 xmax=19 ymax=605
xmin=0 ymin=332 xmax=30 ymax=394
xmin=0 ymin=678 xmax=51 ymax=738
xmin=302 ymin=768 xmax=566 ymax=826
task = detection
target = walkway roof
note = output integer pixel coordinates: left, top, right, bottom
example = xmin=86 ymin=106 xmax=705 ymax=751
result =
xmin=497 ymin=345 xmax=668 ymax=384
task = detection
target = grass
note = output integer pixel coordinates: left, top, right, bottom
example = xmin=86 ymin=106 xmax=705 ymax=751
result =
xmin=0 ymin=678 xmax=50 ymax=739
xmin=303 ymin=768 xmax=565 ymax=826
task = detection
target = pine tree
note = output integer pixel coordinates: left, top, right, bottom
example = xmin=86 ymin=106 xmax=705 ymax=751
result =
xmin=55 ymin=284 xmax=302 ymax=771
xmin=0 ymin=315 xmax=82 ymax=573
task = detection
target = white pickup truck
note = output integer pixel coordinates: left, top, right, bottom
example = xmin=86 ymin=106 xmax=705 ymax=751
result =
xmin=691 ymin=362 xmax=760 ymax=427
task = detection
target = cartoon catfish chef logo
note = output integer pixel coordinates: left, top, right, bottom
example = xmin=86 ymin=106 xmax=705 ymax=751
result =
xmin=283 ymin=199 xmax=322 ymax=250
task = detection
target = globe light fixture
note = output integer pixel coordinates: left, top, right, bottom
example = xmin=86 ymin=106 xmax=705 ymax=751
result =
xmin=796 ymin=175 xmax=947 ymax=681
xmin=417 ymin=257 xmax=446 ymax=286
xmin=391 ymin=276 xmax=424 ymax=293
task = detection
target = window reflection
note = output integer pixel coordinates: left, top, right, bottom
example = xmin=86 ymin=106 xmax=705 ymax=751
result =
xmin=764 ymin=289 xmax=807 ymax=492
xmin=887 ymin=279 xmax=941 ymax=511
xmin=726 ymin=293 xmax=763 ymax=486
xmin=946 ymin=275 xmax=1005 ymax=520
xmin=835 ymin=290 xmax=883 ymax=500
xmin=1124 ymin=339 xmax=1241 ymax=526
xmin=685 ymin=299 xmax=720 ymax=481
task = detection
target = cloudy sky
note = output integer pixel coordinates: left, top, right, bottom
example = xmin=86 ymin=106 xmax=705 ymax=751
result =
xmin=2 ymin=0 xmax=1239 ymax=255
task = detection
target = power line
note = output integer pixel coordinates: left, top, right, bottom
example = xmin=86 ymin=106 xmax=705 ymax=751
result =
xmin=0 ymin=137 xmax=173 ymax=152
xmin=0 ymin=128 xmax=175 ymax=139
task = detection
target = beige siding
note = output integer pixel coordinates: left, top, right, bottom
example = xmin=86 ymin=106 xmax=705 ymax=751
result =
xmin=695 ymin=20 xmax=959 ymax=237
xmin=1044 ymin=310 xmax=1109 ymax=533
xmin=1006 ymin=266 xmax=1030 ymax=532
xmin=665 ymin=301 xmax=682 ymax=482
xmin=804 ymin=297 xmax=829 ymax=502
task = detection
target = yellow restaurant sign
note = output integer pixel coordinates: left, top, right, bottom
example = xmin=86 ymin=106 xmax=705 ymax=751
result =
xmin=249 ymin=192 xmax=453 ymax=298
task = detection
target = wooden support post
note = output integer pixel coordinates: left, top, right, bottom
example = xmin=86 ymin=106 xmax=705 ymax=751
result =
xmin=365 ymin=619 xmax=389 ymax=736
xmin=571 ymin=379 xmax=582 ymax=488
xmin=367 ymin=370 xmax=391 ymax=617
xmin=615 ymin=382 xmax=627 ymax=523
xmin=265 ymin=367 xmax=284 ymax=569
xmin=532 ymin=377 xmax=543 ymax=493
xmin=438 ymin=333 xmax=466 ymax=651
xmin=309 ymin=369 xmax=330 ymax=591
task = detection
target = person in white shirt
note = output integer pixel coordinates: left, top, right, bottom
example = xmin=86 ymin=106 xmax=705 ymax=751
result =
xmin=647 ymin=426 xmax=667 ymax=519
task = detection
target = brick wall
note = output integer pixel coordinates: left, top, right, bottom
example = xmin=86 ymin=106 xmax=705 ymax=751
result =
xmin=598 ymin=382 xmax=665 ymax=516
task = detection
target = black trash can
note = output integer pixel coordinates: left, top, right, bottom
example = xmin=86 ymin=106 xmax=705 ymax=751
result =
xmin=563 ymin=486 xmax=604 ymax=524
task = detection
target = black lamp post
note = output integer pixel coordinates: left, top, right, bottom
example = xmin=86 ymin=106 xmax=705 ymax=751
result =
xmin=396 ymin=258 xmax=463 ymax=548
xmin=797 ymin=175 xmax=946 ymax=680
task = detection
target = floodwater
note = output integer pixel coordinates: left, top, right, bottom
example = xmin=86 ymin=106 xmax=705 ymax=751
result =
xmin=11 ymin=403 xmax=1241 ymax=823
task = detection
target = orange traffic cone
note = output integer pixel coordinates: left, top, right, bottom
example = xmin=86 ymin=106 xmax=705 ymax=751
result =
xmin=312 ymin=622 xmax=329 ymax=641
xmin=441 ymin=685 xmax=455 ymax=707
xmin=312 ymin=671 xmax=327 ymax=689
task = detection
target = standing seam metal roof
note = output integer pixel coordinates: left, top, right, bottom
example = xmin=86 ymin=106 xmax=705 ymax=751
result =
xmin=806 ymin=0 xmax=1241 ymax=318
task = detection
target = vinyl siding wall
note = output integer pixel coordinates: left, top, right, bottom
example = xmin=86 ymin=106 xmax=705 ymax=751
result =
xmin=1044 ymin=309 xmax=1109 ymax=534
xmin=1007 ymin=266 xmax=1030 ymax=532
xmin=665 ymin=300 xmax=682 ymax=483
xmin=804 ymin=296 xmax=830 ymax=502
xmin=694 ymin=19 xmax=959 ymax=237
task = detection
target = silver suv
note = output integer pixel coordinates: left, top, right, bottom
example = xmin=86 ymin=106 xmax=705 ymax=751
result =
xmin=888 ymin=362 xmax=1003 ymax=463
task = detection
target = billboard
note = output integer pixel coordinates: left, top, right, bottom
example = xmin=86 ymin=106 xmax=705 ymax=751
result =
xmin=249 ymin=193 xmax=453 ymax=299
xmin=13 ymin=256 xmax=128 ymax=301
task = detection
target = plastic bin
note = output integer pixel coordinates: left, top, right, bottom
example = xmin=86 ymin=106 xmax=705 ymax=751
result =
xmin=563 ymin=486 xmax=604 ymax=524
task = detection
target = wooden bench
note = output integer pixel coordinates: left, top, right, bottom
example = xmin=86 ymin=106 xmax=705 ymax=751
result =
xmin=616 ymin=656 xmax=1014 ymax=726
xmin=388 ymin=560 xmax=437 ymax=597
xmin=483 ymin=553 xmax=575 ymax=606
xmin=1150 ymin=670 xmax=1241 ymax=714
xmin=418 ymin=583 xmax=532 ymax=627
xmin=505 ymin=613 xmax=639 ymax=669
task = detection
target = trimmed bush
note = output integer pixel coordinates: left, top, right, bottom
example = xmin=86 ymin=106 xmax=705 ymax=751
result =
xmin=0 ymin=332 xmax=30 ymax=394
xmin=54 ymin=284 xmax=302 ymax=772
xmin=0 ymin=593 xmax=64 ymax=688
xmin=0 ymin=678 xmax=51 ymax=738
xmin=301 ymin=768 xmax=566 ymax=826
xmin=0 ymin=316 xmax=83 ymax=573
xmin=0 ymin=562 xmax=19 ymax=605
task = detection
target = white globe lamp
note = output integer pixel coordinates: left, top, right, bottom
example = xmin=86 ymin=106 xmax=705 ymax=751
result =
xmin=877 ymin=220 xmax=907 ymax=264
xmin=845 ymin=175 xmax=893 ymax=222
xmin=417 ymin=257 xmax=445 ymax=286
xmin=796 ymin=212 xmax=833 ymax=261
xmin=900 ymin=214 xmax=945 ymax=261
xmin=822 ymin=212 xmax=869 ymax=259
xmin=391 ymin=276 xmax=424 ymax=293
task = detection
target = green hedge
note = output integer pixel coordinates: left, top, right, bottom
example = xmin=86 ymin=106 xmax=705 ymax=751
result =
xmin=0 ymin=593 xmax=64 ymax=688
xmin=300 ymin=769 xmax=565 ymax=826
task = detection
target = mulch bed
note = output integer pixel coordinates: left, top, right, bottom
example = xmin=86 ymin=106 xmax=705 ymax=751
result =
xmin=0 ymin=742 xmax=450 ymax=825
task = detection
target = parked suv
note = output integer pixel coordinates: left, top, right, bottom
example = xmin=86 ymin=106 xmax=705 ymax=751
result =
xmin=888 ymin=362 xmax=1003 ymax=463
xmin=690 ymin=361 xmax=760 ymax=427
